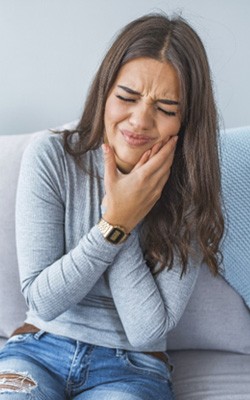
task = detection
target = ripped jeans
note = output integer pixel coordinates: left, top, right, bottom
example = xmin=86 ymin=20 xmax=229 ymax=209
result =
xmin=0 ymin=331 xmax=174 ymax=399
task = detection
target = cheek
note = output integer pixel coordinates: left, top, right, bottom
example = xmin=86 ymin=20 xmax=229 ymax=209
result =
xmin=104 ymin=97 xmax=127 ymax=130
xmin=160 ymin=118 xmax=181 ymax=140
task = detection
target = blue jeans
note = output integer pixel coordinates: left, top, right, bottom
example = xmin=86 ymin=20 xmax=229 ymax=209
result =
xmin=0 ymin=331 xmax=174 ymax=399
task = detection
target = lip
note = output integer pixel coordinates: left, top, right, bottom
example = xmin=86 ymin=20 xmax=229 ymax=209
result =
xmin=121 ymin=129 xmax=154 ymax=146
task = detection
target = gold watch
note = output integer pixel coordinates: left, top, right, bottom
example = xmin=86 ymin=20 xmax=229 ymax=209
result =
xmin=97 ymin=218 xmax=129 ymax=244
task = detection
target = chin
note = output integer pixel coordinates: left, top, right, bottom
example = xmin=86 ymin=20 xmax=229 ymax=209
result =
xmin=115 ymin=156 xmax=136 ymax=173
xmin=114 ymin=147 xmax=144 ymax=172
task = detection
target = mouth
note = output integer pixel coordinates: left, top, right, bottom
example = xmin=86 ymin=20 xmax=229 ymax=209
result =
xmin=121 ymin=129 xmax=155 ymax=147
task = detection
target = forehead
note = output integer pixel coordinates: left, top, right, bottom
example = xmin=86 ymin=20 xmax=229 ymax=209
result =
xmin=114 ymin=57 xmax=180 ymax=100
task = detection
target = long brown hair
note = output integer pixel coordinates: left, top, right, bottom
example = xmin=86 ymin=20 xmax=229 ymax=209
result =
xmin=62 ymin=13 xmax=224 ymax=275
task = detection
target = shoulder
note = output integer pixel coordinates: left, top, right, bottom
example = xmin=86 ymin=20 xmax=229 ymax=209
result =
xmin=23 ymin=119 xmax=80 ymax=160
xmin=20 ymin=127 xmax=104 ymax=186
xmin=19 ymin=131 xmax=72 ymax=198
xmin=20 ymin=130 xmax=79 ymax=179
xmin=23 ymin=130 xmax=65 ymax=162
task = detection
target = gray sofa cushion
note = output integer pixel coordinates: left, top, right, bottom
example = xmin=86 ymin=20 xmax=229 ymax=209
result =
xmin=0 ymin=122 xmax=77 ymax=339
xmin=0 ymin=133 xmax=32 ymax=338
xmin=220 ymin=126 xmax=250 ymax=308
xmin=169 ymin=350 xmax=250 ymax=400
xmin=168 ymin=264 xmax=250 ymax=354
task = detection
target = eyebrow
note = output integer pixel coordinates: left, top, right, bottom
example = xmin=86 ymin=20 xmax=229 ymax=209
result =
xmin=117 ymin=85 xmax=180 ymax=105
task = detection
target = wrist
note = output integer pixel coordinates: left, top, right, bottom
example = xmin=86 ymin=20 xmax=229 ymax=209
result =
xmin=97 ymin=217 xmax=130 ymax=245
xmin=102 ymin=212 xmax=134 ymax=234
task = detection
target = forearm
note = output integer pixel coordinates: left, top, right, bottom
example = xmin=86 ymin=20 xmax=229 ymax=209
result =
xmin=108 ymin=234 xmax=201 ymax=348
xmin=108 ymin=235 xmax=167 ymax=347
xmin=18 ymin=224 xmax=127 ymax=321
xmin=16 ymin=134 xmax=128 ymax=321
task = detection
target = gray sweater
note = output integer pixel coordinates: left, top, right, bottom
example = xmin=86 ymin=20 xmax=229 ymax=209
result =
xmin=16 ymin=131 xmax=201 ymax=351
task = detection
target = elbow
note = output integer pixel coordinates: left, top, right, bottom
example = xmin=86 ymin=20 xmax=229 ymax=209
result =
xmin=126 ymin=316 xmax=177 ymax=348
xmin=24 ymin=293 xmax=59 ymax=322
xmin=33 ymin=310 xmax=56 ymax=322
xmin=127 ymin=331 xmax=165 ymax=348
xmin=28 ymin=301 xmax=58 ymax=322
xmin=128 ymin=336 xmax=153 ymax=348
xmin=22 ymin=282 xmax=62 ymax=321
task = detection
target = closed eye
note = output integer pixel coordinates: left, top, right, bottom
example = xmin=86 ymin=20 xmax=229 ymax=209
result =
xmin=157 ymin=107 xmax=176 ymax=117
xmin=116 ymin=95 xmax=176 ymax=116
xmin=116 ymin=95 xmax=136 ymax=103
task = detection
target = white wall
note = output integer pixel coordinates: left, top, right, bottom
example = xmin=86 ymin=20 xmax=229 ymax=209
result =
xmin=0 ymin=0 xmax=249 ymax=135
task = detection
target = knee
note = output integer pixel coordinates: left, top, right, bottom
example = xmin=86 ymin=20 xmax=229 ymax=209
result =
xmin=0 ymin=371 xmax=37 ymax=393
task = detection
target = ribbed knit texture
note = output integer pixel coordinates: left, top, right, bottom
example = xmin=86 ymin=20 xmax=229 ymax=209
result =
xmin=15 ymin=131 xmax=201 ymax=351
xmin=220 ymin=126 xmax=250 ymax=308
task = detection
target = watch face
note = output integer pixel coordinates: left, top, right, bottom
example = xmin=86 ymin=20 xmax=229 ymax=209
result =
xmin=107 ymin=227 xmax=126 ymax=244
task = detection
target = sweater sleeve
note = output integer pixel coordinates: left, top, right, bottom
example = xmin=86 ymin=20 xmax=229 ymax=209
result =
xmin=107 ymin=234 xmax=201 ymax=348
xmin=16 ymin=134 xmax=128 ymax=321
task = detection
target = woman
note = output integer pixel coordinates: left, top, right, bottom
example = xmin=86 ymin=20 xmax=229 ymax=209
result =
xmin=0 ymin=13 xmax=224 ymax=400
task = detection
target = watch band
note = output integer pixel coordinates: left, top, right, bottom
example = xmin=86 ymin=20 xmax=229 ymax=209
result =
xmin=97 ymin=218 xmax=129 ymax=244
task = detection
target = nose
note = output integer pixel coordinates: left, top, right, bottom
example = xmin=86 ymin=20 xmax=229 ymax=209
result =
xmin=128 ymin=103 xmax=154 ymax=131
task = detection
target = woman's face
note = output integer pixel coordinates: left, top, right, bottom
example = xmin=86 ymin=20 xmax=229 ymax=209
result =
xmin=104 ymin=57 xmax=181 ymax=173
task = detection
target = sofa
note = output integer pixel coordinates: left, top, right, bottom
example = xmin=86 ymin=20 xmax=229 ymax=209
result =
xmin=0 ymin=124 xmax=250 ymax=399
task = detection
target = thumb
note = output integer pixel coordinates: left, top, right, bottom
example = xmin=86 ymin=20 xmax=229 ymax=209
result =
xmin=102 ymin=143 xmax=117 ymax=183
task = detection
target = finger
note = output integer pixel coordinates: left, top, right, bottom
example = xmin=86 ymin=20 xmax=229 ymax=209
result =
xmin=133 ymin=141 xmax=162 ymax=172
xmin=157 ymin=168 xmax=172 ymax=190
xmin=102 ymin=144 xmax=118 ymax=183
xmin=153 ymin=153 xmax=174 ymax=196
xmin=152 ymin=136 xmax=178 ymax=167
xmin=152 ymin=148 xmax=174 ymax=180
xmin=160 ymin=135 xmax=178 ymax=153
xmin=133 ymin=138 xmax=171 ymax=172
xmin=149 ymin=141 xmax=162 ymax=158
xmin=156 ymin=138 xmax=179 ymax=190
xmin=142 ymin=136 xmax=178 ymax=175
xmin=133 ymin=149 xmax=151 ymax=171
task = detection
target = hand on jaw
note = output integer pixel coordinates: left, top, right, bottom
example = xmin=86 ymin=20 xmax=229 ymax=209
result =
xmin=102 ymin=136 xmax=178 ymax=233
